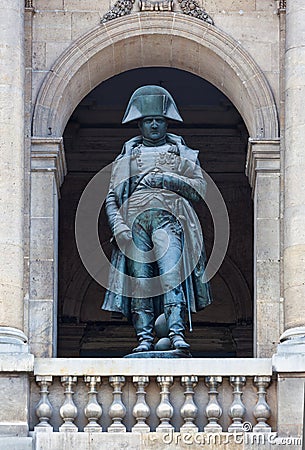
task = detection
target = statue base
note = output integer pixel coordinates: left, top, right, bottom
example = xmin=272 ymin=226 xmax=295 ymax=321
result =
xmin=124 ymin=349 xmax=192 ymax=358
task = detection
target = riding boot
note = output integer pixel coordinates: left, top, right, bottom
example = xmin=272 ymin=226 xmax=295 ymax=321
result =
xmin=164 ymin=302 xmax=190 ymax=350
xmin=131 ymin=306 xmax=155 ymax=353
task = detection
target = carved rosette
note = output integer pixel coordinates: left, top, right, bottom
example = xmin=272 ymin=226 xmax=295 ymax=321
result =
xmin=101 ymin=0 xmax=214 ymax=24
xmin=177 ymin=0 xmax=214 ymax=24
xmin=101 ymin=0 xmax=135 ymax=23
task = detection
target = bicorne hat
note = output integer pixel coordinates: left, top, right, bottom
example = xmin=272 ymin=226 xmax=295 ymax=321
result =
xmin=122 ymin=85 xmax=183 ymax=124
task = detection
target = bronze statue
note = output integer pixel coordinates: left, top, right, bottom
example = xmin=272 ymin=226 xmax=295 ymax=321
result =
xmin=102 ymin=85 xmax=212 ymax=355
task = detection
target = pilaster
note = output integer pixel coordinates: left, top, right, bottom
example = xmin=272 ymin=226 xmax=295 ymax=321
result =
xmin=29 ymin=137 xmax=67 ymax=357
xmin=246 ymin=138 xmax=281 ymax=357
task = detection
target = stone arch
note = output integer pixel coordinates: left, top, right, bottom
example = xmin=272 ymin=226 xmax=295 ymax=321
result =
xmin=32 ymin=13 xmax=279 ymax=139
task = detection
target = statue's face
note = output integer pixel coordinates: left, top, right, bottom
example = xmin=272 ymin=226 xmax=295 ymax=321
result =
xmin=139 ymin=116 xmax=168 ymax=141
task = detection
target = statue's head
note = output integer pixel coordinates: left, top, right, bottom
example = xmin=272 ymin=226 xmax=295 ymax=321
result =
xmin=122 ymin=85 xmax=183 ymax=124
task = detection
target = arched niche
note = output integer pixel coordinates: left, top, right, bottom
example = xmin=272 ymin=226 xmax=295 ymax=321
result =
xmin=57 ymin=66 xmax=253 ymax=357
xmin=30 ymin=13 xmax=280 ymax=358
xmin=32 ymin=13 xmax=278 ymax=140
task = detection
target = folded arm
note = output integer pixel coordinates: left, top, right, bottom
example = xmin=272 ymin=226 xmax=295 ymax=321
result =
xmin=143 ymin=159 xmax=206 ymax=202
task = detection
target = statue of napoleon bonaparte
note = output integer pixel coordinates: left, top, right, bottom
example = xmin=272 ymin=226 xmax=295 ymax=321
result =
xmin=102 ymin=85 xmax=212 ymax=353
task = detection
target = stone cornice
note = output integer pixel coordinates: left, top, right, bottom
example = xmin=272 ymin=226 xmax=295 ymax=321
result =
xmin=31 ymin=137 xmax=67 ymax=192
xmin=246 ymin=138 xmax=281 ymax=190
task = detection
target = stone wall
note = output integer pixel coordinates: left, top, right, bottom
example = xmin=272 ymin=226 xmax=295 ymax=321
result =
xmin=30 ymin=0 xmax=280 ymax=108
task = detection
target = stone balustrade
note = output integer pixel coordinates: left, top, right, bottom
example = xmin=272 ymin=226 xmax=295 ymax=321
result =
xmin=31 ymin=358 xmax=275 ymax=437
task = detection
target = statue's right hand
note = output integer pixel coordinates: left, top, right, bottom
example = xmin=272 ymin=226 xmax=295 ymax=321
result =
xmin=115 ymin=229 xmax=133 ymax=249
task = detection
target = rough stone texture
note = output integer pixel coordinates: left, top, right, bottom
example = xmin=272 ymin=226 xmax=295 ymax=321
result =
xmin=276 ymin=375 xmax=305 ymax=437
xmin=34 ymin=431 xmax=295 ymax=450
xmin=0 ymin=374 xmax=30 ymax=437
xmin=0 ymin=437 xmax=33 ymax=450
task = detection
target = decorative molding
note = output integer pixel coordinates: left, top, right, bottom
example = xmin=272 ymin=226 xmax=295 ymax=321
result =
xmin=31 ymin=137 xmax=67 ymax=192
xmin=101 ymin=0 xmax=135 ymax=23
xmin=25 ymin=0 xmax=33 ymax=7
xmin=177 ymin=0 xmax=214 ymax=24
xmin=246 ymin=138 xmax=281 ymax=190
xmin=101 ymin=0 xmax=213 ymax=23
xmin=0 ymin=326 xmax=29 ymax=354
xmin=279 ymin=0 xmax=286 ymax=9
xmin=33 ymin=14 xmax=279 ymax=139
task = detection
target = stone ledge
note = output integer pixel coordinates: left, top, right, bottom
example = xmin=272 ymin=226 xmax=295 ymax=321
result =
xmin=33 ymin=431 xmax=296 ymax=450
xmin=0 ymin=353 xmax=34 ymax=373
xmin=273 ymin=353 xmax=305 ymax=373
xmin=34 ymin=357 xmax=272 ymax=376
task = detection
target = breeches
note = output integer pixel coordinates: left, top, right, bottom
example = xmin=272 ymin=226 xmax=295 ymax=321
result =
xmin=126 ymin=208 xmax=186 ymax=313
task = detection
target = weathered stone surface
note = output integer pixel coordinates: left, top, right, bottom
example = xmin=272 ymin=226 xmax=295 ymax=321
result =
xmin=0 ymin=437 xmax=33 ymax=450
xmin=0 ymin=374 xmax=30 ymax=436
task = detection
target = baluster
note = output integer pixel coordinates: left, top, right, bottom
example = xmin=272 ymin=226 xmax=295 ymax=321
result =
xmin=204 ymin=376 xmax=222 ymax=432
xmin=84 ymin=376 xmax=102 ymax=432
xmin=35 ymin=376 xmax=53 ymax=431
xmin=156 ymin=376 xmax=174 ymax=432
xmin=132 ymin=376 xmax=150 ymax=433
xmin=228 ymin=376 xmax=246 ymax=432
xmin=180 ymin=376 xmax=198 ymax=432
xmin=253 ymin=376 xmax=271 ymax=432
xmin=108 ymin=376 xmax=126 ymax=432
xmin=59 ymin=376 xmax=78 ymax=432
